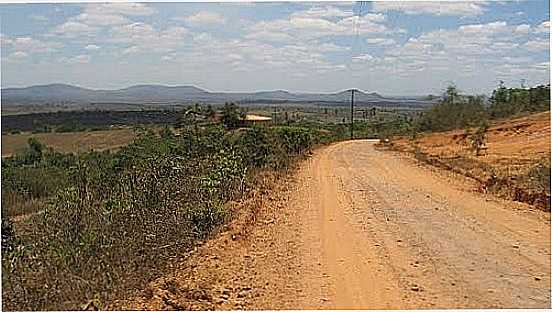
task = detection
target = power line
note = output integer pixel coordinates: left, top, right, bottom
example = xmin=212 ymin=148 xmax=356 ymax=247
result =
xmin=351 ymin=88 xmax=355 ymax=140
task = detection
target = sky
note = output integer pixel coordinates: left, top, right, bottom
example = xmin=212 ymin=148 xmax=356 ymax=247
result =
xmin=0 ymin=1 xmax=550 ymax=95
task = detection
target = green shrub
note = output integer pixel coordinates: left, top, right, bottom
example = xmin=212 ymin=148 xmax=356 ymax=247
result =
xmin=55 ymin=121 xmax=85 ymax=133
xmin=489 ymin=83 xmax=550 ymax=118
xmin=467 ymin=122 xmax=489 ymax=156
xmin=1 ymin=217 xmax=17 ymax=253
xmin=274 ymin=126 xmax=314 ymax=155
xmin=526 ymin=162 xmax=551 ymax=195
xmin=221 ymin=102 xmax=244 ymax=129
xmin=2 ymin=123 xmax=324 ymax=310
xmin=417 ymin=85 xmax=488 ymax=132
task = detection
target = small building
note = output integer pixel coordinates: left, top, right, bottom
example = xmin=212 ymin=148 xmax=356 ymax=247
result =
xmin=242 ymin=114 xmax=272 ymax=126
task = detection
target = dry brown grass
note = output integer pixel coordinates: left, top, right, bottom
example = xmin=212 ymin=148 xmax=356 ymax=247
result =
xmin=392 ymin=111 xmax=550 ymax=209
xmin=2 ymin=191 xmax=46 ymax=218
xmin=395 ymin=112 xmax=550 ymax=174
xmin=1 ymin=128 xmax=136 ymax=157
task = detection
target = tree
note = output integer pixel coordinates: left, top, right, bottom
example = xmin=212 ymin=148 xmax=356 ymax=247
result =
xmin=221 ymin=102 xmax=244 ymax=129
xmin=443 ymin=84 xmax=459 ymax=105
xmin=160 ymin=126 xmax=173 ymax=139
xmin=416 ymin=83 xmax=487 ymax=132
xmin=27 ymin=137 xmax=44 ymax=163
xmin=468 ymin=122 xmax=489 ymax=156
xmin=204 ymin=104 xmax=216 ymax=121
xmin=489 ymin=81 xmax=515 ymax=117
xmin=489 ymin=82 xmax=550 ymax=117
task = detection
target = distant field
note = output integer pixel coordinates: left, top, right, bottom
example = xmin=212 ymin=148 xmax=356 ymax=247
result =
xmin=1 ymin=103 xmax=188 ymax=116
xmin=1 ymin=128 xmax=136 ymax=157
xmin=1 ymin=110 xmax=182 ymax=133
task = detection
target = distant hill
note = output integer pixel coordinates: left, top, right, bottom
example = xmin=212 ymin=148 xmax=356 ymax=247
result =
xmin=1 ymin=83 xmax=433 ymax=106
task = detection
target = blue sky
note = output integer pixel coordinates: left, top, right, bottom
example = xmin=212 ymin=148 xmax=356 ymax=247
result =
xmin=0 ymin=1 xmax=549 ymax=95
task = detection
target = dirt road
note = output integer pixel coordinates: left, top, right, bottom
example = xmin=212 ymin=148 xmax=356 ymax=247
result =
xmin=120 ymin=140 xmax=550 ymax=310
xmin=293 ymin=140 xmax=550 ymax=309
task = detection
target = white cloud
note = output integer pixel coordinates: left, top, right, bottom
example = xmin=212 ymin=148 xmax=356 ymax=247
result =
xmin=366 ymin=38 xmax=396 ymax=45
xmin=377 ymin=20 xmax=536 ymax=77
xmin=2 ymin=35 xmax=63 ymax=52
xmin=53 ymin=21 xmax=98 ymax=37
xmin=50 ymin=3 xmax=155 ymax=37
xmin=85 ymin=44 xmax=100 ymax=51
xmin=248 ymin=12 xmax=391 ymax=41
xmin=30 ymin=14 xmax=48 ymax=22
xmin=514 ymin=24 xmax=531 ymax=34
xmin=361 ymin=13 xmax=386 ymax=23
xmin=63 ymin=54 xmax=91 ymax=64
xmin=290 ymin=6 xmax=352 ymax=19
xmin=83 ymin=3 xmax=155 ymax=17
xmin=523 ymin=39 xmax=549 ymax=52
xmin=171 ymin=35 xmax=347 ymax=77
xmin=73 ymin=12 xmax=129 ymax=26
xmin=110 ymin=23 xmax=189 ymax=54
xmin=1 ymin=33 xmax=13 ymax=46
xmin=3 ymin=1 xmax=548 ymax=95
xmin=3 ymin=51 xmax=30 ymax=64
xmin=532 ymin=62 xmax=550 ymax=70
xmin=535 ymin=21 xmax=550 ymax=33
xmin=352 ymin=54 xmax=374 ymax=61
xmin=7 ymin=51 xmax=29 ymax=61
xmin=338 ymin=14 xmax=390 ymax=35
xmin=245 ymin=30 xmax=293 ymax=42
xmin=458 ymin=21 xmax=508 ymax=35
xmin=502 ymin=56 xmax=532 ymax=64
xmin=372 ymin=1 xmax=489 ymax=17
xmin=122 ymin=45 xmax=140 ymax=55
xmin=11 ymin=51 xmax=28 ymax=58
xmin=316 ymin=42 xmax=350 ymax=52
xmin=182 ymin=11 xmax=226 ymax=26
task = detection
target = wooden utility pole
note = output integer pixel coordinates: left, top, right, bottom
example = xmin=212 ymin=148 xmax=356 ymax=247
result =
xmin=350 ymin=89 xmax=355 ymax=139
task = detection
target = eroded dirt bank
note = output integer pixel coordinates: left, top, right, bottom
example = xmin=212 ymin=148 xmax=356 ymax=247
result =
xmin=114 ymin=140 xmax=551 ymax=310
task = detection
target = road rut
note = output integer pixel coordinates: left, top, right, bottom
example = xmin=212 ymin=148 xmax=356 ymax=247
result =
xmin=118 ymin=139 xmax=550 ymax=310
xmin=293 ymin=140 xmax=550 ymax=309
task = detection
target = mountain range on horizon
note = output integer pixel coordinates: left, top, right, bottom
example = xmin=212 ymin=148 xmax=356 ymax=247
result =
xmin=1 ymin=83 xmax=433 ymax=105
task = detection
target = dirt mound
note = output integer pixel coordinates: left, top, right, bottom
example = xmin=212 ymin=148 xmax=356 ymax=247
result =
xmin=392 ymin=111 xmax=550 ymax=210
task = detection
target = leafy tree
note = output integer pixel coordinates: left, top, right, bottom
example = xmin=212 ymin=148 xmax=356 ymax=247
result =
xmin=221 ymin=102 xmax=244 ymax=129
xmin=204 ymin=104 xmax=216 ymax=121
xmin=489 ymin=82 xmax=550 ymax=118
xmin=468 ymin=122 xmax=489 ymax=156
xmin=27 ymin=137 xmax=44 ymax=164
xmin=417 ymin=84 xmax=487 ymax=132
xmin=443 ymin=84 xmax=459 ymax=105
xmin=160 ymin=126 xmax=174 ymax=139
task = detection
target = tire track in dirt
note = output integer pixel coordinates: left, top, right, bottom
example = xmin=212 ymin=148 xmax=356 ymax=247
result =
xmin=114 ymin=140 xmax=550 ymax=310
xmin=292 ymin=140 xmax=550 ymax=309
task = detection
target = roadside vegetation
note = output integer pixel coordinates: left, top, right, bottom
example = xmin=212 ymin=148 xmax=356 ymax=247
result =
xmin=387 ymin=82 xmax=550 ymax=211
xmin=2 ymin=81 xmax=549 ymax=310
xmin=1 ymin=113 xmax=337 ymax=310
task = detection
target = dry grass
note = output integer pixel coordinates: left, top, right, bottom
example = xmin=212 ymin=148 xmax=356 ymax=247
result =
xmin=395 ymin=111 xmax=550 ymax=174
xmin=393 ymin=111 xmax=550 ymax=209
xmin=2 ymin=191 xmax=46 ymax=218
xmin=1 ymin=128 xmax=136 ymax=157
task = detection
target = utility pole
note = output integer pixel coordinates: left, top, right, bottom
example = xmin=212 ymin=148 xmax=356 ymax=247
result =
xmin=350 ymin=88 xmax=355 ymax=140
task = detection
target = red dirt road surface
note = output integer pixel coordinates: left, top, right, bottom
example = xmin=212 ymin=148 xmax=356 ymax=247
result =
xmin=119 ymin=139 xmax=551 ymax=310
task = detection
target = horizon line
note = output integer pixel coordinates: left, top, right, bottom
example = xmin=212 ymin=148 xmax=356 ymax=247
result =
xmin=1 ymin=82 xmax=451 ymax=97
